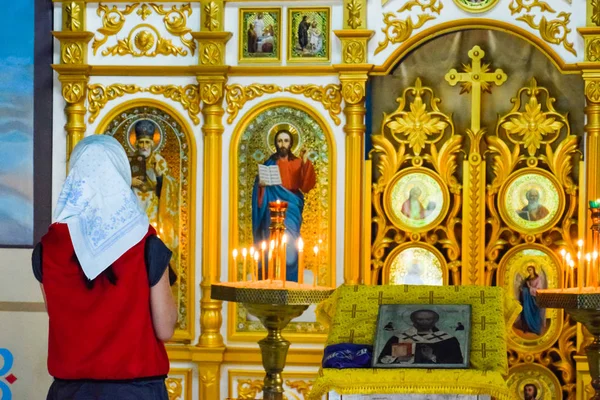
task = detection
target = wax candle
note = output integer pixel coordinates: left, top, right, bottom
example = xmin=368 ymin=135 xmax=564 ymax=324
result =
xmin=298 ymin=238 xmax=304 ymax=284
xmin=313 ymin=245 xmax=319 ymax=287
xmin=269 ymin=240 xmax=276 ymax=281
xmin=253 ymin=252 xmax=259 ymax=281
xmin=242 ymin=248 xmax=248 ymax=282
xmin=281 ymin=234 xmax=288 ymax=287
xmin=577 ymin=249 xmax=583 ymax=291
xmin=569 ymin=259 xmax=575 ymax=289
xmin=560 ymin=249 xmax=567 ymax=287
xmin=261 ymin=241 xmax=267 ymax=281
xmin=594 ymin=251 xmax=599 ymax=287
xmin=232 ymin=249 xmax=239 ymax=281
xmin=586 ymin=253 xmax=592 ymax=287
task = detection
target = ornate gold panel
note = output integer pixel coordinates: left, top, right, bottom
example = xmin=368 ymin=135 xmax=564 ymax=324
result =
xmin=167 ymin=368 xmax=193 ymax=400
xmin=228 ymin=369 xmax=319 ymax=400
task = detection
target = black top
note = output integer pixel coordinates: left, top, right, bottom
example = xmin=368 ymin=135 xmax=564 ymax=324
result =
xmin=32 ymin=235 xmax=175 ymax=287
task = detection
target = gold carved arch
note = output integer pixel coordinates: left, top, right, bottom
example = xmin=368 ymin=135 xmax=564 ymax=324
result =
xmin=227 ymin=97 xmax=337 ymax=343
xmin=371 ymin=19 xmax=580 ymax=76
xmin=95 ymin=98 xmax=197 ymax=342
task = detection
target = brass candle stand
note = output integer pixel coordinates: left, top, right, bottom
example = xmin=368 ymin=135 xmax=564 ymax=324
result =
xmin=212 ymin=283 xmax=333 ymax=400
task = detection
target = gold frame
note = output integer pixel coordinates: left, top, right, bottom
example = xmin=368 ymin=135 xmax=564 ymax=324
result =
xmin=497 ymin=168 xmax=566 ymax=235
xmin=497 ymin=244 xmax=564 ymax=354
xmin=286 ymin=7 xmax=332 ymax=64
xmin=238 ymin=7 xmax=282 ymax=64
xmin=227 ymin=369 xmax=318 ymax=399
xmin=507 ymin=363 xmax=563 ymax=399
xmin=227 ymin=97 xmax=337 ymax=343
xmin=383 ymin=167 xmax=451 ymax=234
xmin=167 ymin=367 xmax=193 ymax=400
xmin=95 ymin=98 xmax=196 ymax=342
xmin=381 ymin=242 xmax=448 ymax=285
xmin=453 ymin=0 xmax=499 ymax=13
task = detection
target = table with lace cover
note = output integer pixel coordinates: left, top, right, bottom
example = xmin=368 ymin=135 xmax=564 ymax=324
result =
xmin=308 ymin=285 xmax=520 ymax=400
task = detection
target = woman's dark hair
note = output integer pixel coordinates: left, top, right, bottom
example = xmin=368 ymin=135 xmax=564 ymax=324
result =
xmin=73 ymin=253 xmax=117 ymax=289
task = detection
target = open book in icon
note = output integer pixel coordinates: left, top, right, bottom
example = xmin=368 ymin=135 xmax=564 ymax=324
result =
xmin=258 ymin=164 xmax=282 ymax=186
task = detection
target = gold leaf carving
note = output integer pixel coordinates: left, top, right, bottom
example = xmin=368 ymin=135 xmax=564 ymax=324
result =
xmin=347 ymin=0 xmax=362 ymax=29
xmin=225 ymin=84 xmax=282 ymax=123
xmin=486 ymin=135 xmax=521 ymax=194
xmin=285 ymin=379 xmax=313 ymax=397
xmin=204 ymin=1 xmax=220 ymax=31
xmin=588 ymin=38 xmax=600 ymax=62
xmin=237 ymin=379 xmax=263 ymax=399
xmin=344 ymin=41 xmax=365 ymax=63
xmin=137 ymin=4 xmax=152 ymax=20
xmin=150 ymin=3 xmax=196 ymax=56
xmin=508 ymin=0 xmax=555 ymax=15
xmin=146 ymin=84 xmax=201 ymax=124
xmin=516 ymin=12 xmax=576 ymax=56
xmin=285 ymin=84 xmax=343 ymax=125
xmin=430 ymin=134 xmax=462 ymax=193
xmin=544 ymin=135 xmax=578 ymax=195
xmin=398 ymin=0 xmax=443 ymax=14
xmin=586 ymin=80 xmax=600 ymax=103
xmin=594 ymin=0 xmax=600 ymax=26
xmin=371 ymin=133 xmax=405 ymax=188
xmin=201 ymin=42 xmax=221 ymax=65
xmin=93 ymin=3 xmax=140 ymax=55
xmin=341 ymin=81 xmax=365 ymax=104
xmin=385 ymin=78 xmax=449 ymax=156
xmin=375 ymin=13 xmax=435 ymax=54
xmin=103 ymin=25 xmax=188 ymax=57
xmin=62 ymin=42 xmax=84 ymax=64
xmin=200 ymin=370 xmax=216 ymax=387
xmin=499 ymin=78 xmax=566 ymax=156
xmin=62 ymin=82 xmax=85 ymax=104
xmin=200 ymin=82 xmax=223 ymax=105
xmin=466 ymin=162 xmax=481 ymax=285
xmin=87 ymin=84 xmax=143 ymax=123
xmin=166 ymin=377 xmax=183 ymax=400
xmin=65 ymin=2 xmax=83 ymax=31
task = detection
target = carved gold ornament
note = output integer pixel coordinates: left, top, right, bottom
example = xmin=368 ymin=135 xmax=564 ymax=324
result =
xmin=64 ymin=2 xmax=83 ymax=31
xmin=103 ymin=24 xmax=188 ymax=57
xmin=200 ymin=42 xmax=221 ymax=65
xmin=344 ymin=41 xmax=364 ymax=63
xmin=237 ymin=379 xmax=263 ymax=399
xmin=347 ymin=0 xmax=362 ymax=29
xmin=588 ymin=38 xmax=600 ymax=62
xmin=500 ymin=79 xmax=565 ymax=157
xmin=166 ymin=377 xmax=183 ymax=400
xmin=285 ymin=379 xmax=314 ymax=398
xmin=92 ymin=3 xmax=139 ymax=55
xmin=224 ymin=84 xmax=282 ymax=123
xmin=375 ymin=12 xmax=436 ymax=55
xmin=150 ymin=3 xmax=196 ymax=56
xmin=594 ymin=0 xmax=600 ymax=26
xmin=87 ymin=84 xmax=143 ymax=123
xmin=398 ymin=0 xmax=443 ymax=14
xmin=200 ymin=82 xmax=224 ymax=105
xmin=516 ymin=12 xmax=576 ymax=56
xmin=137 ymin=4 xmax=152 ymax=20
xmin=204 ymin=1 xmax=220 ymax=31
xmin=147 ymin=85 xmax=201 ymax=124
xmin=62 ymin=42 xmax=84 ymax=64
xmin=586 ymin=80 xmax=600 ymax=103
xmin=508 ymin=0 xmax=555 ymax=15
xmin=285 ymin=84 xmax=343 ymax=125
xmin=341 ymin=81 xmax=366 ymax=104
xmin=62 ymin=82 xmax=85 ymax=104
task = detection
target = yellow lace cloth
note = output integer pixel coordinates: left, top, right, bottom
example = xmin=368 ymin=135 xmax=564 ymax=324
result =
xmin=308 ymin=285 xmax=521 ymax=400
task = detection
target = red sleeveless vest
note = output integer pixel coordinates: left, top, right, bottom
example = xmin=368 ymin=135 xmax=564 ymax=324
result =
xmin=41 ymin=223 xmax=169 ymax=380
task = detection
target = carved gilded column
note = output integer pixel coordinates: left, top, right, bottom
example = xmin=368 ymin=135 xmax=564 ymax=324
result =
xmin=334 ymin=5 xmax=374 ymax=284
xmin=192 ymin=20 xmax=231 ymax=398
xmin=52 ymin=1 xmax=93 ymax=163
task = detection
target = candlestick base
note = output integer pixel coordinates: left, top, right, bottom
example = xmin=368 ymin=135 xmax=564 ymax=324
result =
xmin=537 ymin=290 xmax=600 ymax=399
xmin=212 ymin=282 xmax=334 ymax=400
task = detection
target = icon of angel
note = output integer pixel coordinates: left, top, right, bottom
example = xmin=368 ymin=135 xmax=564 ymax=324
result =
xmin=513 ymin=263 xmax=547 ymax=336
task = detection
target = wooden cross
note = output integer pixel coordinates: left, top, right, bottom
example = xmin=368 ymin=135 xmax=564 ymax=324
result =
xmin=472 ymin=316 xmax=497 ymax=331
xmin=341 ymin=304 xmax=367 ymax=318
xmin=470 ymin=290 xmax=496 ymax=305
xmin=445 ymin=45 xmax=507 ymax=133
xmin=471 ymin=343 xmax=498 ymax=358
xmin=337 ymin=329 xmax=365 ymax=343
xmin=368 ymin=291 xmax=394 ymax=305
xmin=418 ymin=291 xmax=445 ymax=304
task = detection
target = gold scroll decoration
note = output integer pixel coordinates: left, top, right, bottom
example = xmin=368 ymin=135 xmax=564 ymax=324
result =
xmin=370 ymin=77 xmax=462 ymax=285
xmin=150 ymin=3 xmax=196 ymax=55
xmin=224 ymin=84 xmax=283 ymax=124
xmin=285 ymin=84 xmax=343 ymax=125
xmin=92 ymin=3 xmax=139 ymax=55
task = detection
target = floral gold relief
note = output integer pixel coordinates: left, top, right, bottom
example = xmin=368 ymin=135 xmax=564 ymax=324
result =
xmin=203 ymin=1 xmax=220 ymax=31
xmin=166 ymin=377 xmax=183 ymax=400
xmin=224 ymin=83 xmax=282 ymax=124
xmin=376 ymin=13 xmax=435 ymax=55
xmin=285 ymin=84 xmax=343 ymax=125
xmin=594 ymin=0 xmax=600 ymax=26
xmin=87 ymin=84 xmax=143 ymax=123
xmin=150 ymin=3 xmax=196 ymax=55
xmin=92 ymin=3 xmax=139 ymax=55
xmin=344 ymin=41 xmax=365 ymax=63
xmin=399 ymin=0 xmax=444 ymax=13
xmin=508 ymin=0 xmax=555 ymax=15
xmin=103 ymin=24 xmax=188 ymax=57
xmin=346 ymin=0 xmax=362 ymax=29
xmin=63 ymin=1 xmax=84 ymax=32
xmin=137 ymin=4 xmax=152 ymax=21
xmin=146 ymin=85 xmax=201 ymax=125
xmin=587 ymin=80 xmax=600 ymax=103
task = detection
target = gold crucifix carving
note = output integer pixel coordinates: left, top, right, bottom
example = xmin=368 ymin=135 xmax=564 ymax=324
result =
xmin=445 ymin=45 xmax=507 ymax=285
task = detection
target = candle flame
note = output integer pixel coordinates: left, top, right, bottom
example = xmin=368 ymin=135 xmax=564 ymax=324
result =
xmin=250 ymin=247 xmax=255 ymax=256
xmin=298 ymin=237 xmax=304 ymax=252
xmin=578 ymin=239 xmax=584 ymax=247
xmin=242 ymin=248 xmax=248 ymax=257
xmin=270 ymin=240 xmax=276 ymax=250
xmin=276 ymin=200 xmax=281 ymax=204
xmin=313 ymin=245 xmax=319 ymax=255
xmin=318 ymin=238 xmax=323 ymax=244
xmin=254 ymin=252 xmax=259 ymax=261
xmin=282 ymin=234 xmax=287 ymax=244
xmin=586 ymin=253 xmax=592 ymax=262
xmin=578 ymin=251 xmax=582 ymax=260
xmin=594 ymin=251 xmax=599 ymax=260
xmin=261 ymin=241 xmax=267 ymax=250
xmin=568 ymin=259 xmax=575 ymax=267
xmin=233 ymin=249 xmax=238 ymax=258
xmin=566 ymin=253 xmax=572 ymax=262
xmin=560 ymin=249 xmax=566 ymax=257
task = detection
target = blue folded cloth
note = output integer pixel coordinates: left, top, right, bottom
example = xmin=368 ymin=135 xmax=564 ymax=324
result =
xmin=322 ymin=343 xmax=373 ymax=369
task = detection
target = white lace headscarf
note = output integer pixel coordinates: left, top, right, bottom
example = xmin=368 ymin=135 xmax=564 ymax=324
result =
xmin=54 ymin=135 xmax=149 ymax=280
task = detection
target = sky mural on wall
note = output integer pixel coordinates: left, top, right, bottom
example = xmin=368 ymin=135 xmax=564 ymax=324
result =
xmin=0 ymin=0 xmax=34 ymax=246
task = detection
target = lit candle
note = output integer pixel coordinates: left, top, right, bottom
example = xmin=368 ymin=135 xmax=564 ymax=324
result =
xmin=242 ymin=248 xmax=248 ymax=282
xmin=232 ymin=249 xmax=238 ymax=281
xmin=253 ymin=252 xmax=259 ymax=281
xmin=313 ymin=245 xmax=319 ymax=287
xmin=298 ymin=238 xmax=304 ymax=285
xmin=577 ymin=247 xmax=583 ymax=291
xmin=281 ymin=234 xmax=288 ymax=287
xmin=566 ymin=253 xmax=573 ymax=287
xmin=594 ymin=251 xmax=599 ymax=287
xmin=560 ymin=249 xmax=567 ymax=287
xmin=569 ymin=259 xmax=575 ymax=289
xmin=261 ymin=241 xmax=267 ymax=281
xmin=586 ymin=253 xmax=592 ymax=287
xmin=269 ymin=240 xmax=276 ymax=281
